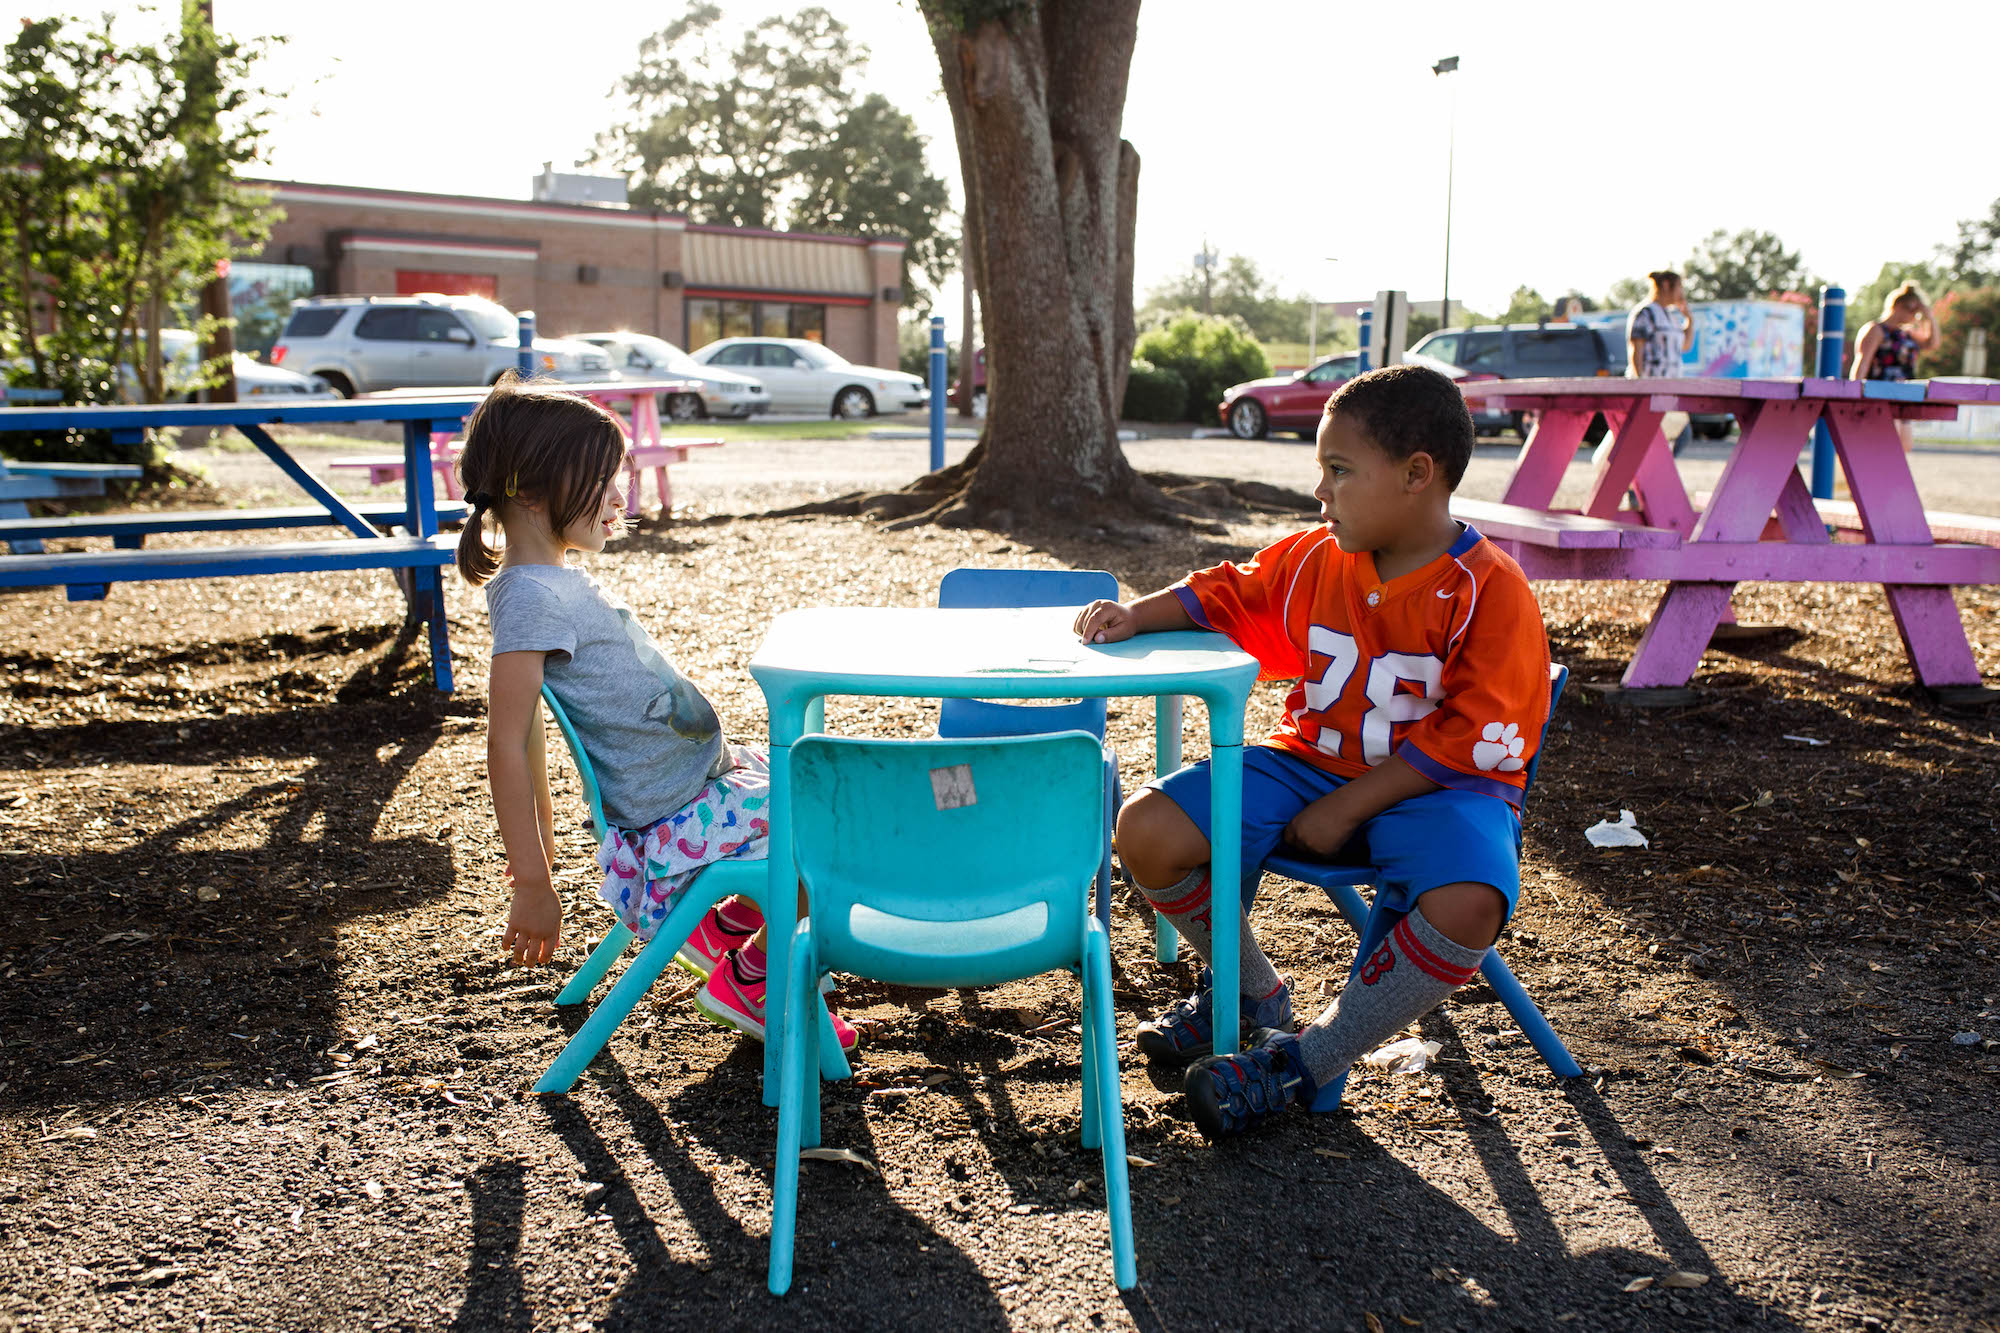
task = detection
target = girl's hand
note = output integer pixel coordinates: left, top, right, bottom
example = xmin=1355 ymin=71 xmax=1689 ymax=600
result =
xmin=1074 ymin=599 xmax=1138 ymax=645
xmin=502 ymin=879 xmax=561 ymax=966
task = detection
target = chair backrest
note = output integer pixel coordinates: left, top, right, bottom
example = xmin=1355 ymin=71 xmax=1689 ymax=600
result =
xmin=1519 ymin=661 xmax=1569 ymax=799
xmin=789 ymin=731 xmax=1106 ymax=989
xmin=935 ymin=567 xmax=1119 ymax=739
xmin=540 ymin=685 xmax=608 ymax=842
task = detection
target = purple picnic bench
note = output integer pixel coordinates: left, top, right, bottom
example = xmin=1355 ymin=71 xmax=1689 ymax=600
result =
xmin=1454 ymin=376 xmax=2000 ymax=702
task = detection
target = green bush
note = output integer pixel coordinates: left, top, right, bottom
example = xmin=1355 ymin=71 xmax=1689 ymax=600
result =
xmin=1133 ymin=313 xmax=1270 ymax=422
xmin=1120 ymin=359 xmax=1187 ymax=422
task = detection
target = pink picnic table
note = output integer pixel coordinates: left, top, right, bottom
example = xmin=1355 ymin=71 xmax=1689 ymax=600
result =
xmin=1455 ymin=376 xmax=2000 ymax=699
xmin=335 ymin=380 xmax=722 ymax=518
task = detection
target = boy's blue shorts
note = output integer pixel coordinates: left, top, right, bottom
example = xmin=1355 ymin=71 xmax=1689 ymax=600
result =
xmin=1144 ymin=744 xmax=1523 ymax=922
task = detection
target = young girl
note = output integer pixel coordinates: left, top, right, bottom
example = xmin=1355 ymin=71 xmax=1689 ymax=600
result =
xmin=455 ymin=375 xmax=856 ymax=1051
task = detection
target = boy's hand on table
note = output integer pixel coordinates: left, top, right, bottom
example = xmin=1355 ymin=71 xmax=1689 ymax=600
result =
xmin=502 ymin=874 xmax=562 ymax=966
xmin=1074 ymin=599 xmax=1139 ymax=644
xmin=1282 ymin=794 xmax=1361 ymax=860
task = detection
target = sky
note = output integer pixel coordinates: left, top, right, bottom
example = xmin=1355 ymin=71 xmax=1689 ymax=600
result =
xmin=23 ymin=0 xmax=2000 ymax=328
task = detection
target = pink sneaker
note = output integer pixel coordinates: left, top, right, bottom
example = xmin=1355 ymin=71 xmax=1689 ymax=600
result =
xmin=675 ymin=901 xmax=762 ymax=980
xmin=693 ymin=949 xmax=859 ymax=1052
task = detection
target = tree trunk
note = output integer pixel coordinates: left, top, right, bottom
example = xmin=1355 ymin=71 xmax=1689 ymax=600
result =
xmin=918 ymin=1 xmax=1151 ymax=528
xmin=955 ymin=209 xmax=977 ymax=418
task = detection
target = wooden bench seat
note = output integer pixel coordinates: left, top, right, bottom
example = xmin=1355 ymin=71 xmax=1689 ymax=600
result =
xmin=1450 ymin=497 xmax=1681 ymax=549
xmin=1812 ymin=498 xmax=2000 ymax=548
xmin=0 ymin=533 xmax=456 ymax=602
xmin=0 ymin=501 xmax=468 ymax=551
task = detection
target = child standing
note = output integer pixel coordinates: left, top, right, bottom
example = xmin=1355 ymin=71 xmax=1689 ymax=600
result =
xmin=455 ymin=375 xmax=855 ymax=1051
xmin=1074 ymin=364 xmax=1548 ymax=1137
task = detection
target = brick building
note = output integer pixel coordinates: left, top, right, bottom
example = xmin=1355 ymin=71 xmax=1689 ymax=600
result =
xmin=243 ymin=180 xmax=908 ymax=366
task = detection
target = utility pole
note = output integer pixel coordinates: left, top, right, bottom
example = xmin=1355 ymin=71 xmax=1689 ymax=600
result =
xmin=1433 ymin=55 xmax=1460 ymax=334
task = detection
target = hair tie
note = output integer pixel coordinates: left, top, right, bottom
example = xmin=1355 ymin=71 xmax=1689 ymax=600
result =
xmin=467 ymin=491 xmax=494 ymax=511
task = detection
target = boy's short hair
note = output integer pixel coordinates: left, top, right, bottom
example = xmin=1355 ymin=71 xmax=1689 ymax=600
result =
xmin=1325 ymin=363 xmax=1475 ymax=488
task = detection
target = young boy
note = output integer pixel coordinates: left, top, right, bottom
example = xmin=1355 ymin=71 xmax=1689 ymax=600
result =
xmin=1073 ymin=363 xmax=1551 ymax=1139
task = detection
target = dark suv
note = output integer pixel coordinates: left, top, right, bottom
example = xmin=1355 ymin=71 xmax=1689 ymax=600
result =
xmin=1408 ymin=324 xmax=1617 ymax=437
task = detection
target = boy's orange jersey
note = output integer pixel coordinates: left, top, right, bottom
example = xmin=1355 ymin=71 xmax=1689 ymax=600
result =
xmin=1174 ymin=523 xmax=1551 ymax=805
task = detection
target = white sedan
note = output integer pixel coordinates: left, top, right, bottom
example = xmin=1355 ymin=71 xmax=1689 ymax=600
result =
xmin=570 ymin=331 xmax=769 ymax=421
xmin=688 ymin=336 xmax=928 ymax=418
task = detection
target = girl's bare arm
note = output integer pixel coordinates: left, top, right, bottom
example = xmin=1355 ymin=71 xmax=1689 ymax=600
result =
xmin=489 ymin=650 xmax=560 ymax=964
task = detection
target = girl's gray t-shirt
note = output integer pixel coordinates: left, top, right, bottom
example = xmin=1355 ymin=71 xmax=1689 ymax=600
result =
xmin=485 ymin=563 xmax=729 ymax=830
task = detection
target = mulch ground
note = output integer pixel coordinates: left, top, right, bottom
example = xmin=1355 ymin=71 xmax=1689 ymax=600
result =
xmin=2 ymin=486 xmax=1997 ymax=1332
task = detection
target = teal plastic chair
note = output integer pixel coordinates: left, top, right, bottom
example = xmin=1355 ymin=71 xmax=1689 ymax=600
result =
xmin=1258 ymin=663 xmax=1579 ymax=1111
xmin=532 ymin=686 xmax=850 ymax=1093
xmin=935 ymin=568 xmax=1123 ymax=931
xmin=769 ymin=732 xmax=1134 ymax=1294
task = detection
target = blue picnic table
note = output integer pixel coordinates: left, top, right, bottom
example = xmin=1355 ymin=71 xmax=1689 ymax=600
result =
xmin=0 ymin=396 xmax=485 ymax=691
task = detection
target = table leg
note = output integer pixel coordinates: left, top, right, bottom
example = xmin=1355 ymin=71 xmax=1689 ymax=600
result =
xmin=1825 ymin=402 xmax=1984 ymax=687
xmin=1153 ymin=695 xmax=1183 ymax=964
xmin=1583 ymin=400 xmax=1668 ymax=521
xmin=635 ymin=393 xmax=664 ymax=516
xmin=236 ymin=422 xmax=378 ymax=538
xmin=764 ymin=734 xmax=798 ymax=1108
xmin=1499 ymin=408 xmax=1596 ymax=510
xmin=1621 ymin=400 xmax=1830 ymax=690
xmin=1207 ymin=742 xmax=1243 ymax=1058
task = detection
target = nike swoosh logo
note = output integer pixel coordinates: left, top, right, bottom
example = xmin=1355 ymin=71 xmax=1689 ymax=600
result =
xmin=1436 ymin=589 xmax=1453 ymax=598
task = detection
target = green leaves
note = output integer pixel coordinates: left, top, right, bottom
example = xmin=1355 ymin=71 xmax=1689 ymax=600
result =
xmin=595 ymin=9 xmax=954 ymax=298
xmin=0 ymin=7 xmax=278 ymax=429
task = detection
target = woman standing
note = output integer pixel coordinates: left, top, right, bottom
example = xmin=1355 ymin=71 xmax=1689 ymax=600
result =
xmin=1625 ymin=270 xmax=1694 ymax=453
xmin=1849 ymin=282 xmax=1939 ymax=451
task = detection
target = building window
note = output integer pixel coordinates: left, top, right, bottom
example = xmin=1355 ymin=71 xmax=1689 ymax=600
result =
xmin=687 ymin=296 xmax=825 ymax=349
xmin=395 ymin=270 xmax=499 ymax=300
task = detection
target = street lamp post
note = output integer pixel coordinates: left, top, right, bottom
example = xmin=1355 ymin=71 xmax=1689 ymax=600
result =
xmin=1433 ymin=55 xmax=1459 ymax=332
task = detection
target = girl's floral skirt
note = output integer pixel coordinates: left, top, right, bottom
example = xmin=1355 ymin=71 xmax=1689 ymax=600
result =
xmin=595 ymin=744 xmax=770 ymax=942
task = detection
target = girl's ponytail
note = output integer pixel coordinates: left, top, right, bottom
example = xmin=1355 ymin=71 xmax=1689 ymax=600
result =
xmin=456 ymin=492 xmax=502 ymax=585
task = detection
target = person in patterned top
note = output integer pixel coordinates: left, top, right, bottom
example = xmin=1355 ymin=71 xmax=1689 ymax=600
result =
xmin=1074 ymin=363 xmax=1551 ymax=1138
xmin=1850 ymin=282 xmax=1939 ymax=452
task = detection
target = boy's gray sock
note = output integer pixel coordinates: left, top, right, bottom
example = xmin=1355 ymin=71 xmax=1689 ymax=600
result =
xmin=1296 ymin=907 xmax=1486 ymax=1089
xmin=1136 ymin=866 xmax=1284 ymax=1000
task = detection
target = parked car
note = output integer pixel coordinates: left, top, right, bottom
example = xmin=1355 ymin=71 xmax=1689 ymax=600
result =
xmin=688 ymin=337 xmax=927 ymax=418
xmin=1407 ymin=324 xmax=1617 ymax=437
xmin=152 ymin=329 xmax=340 ymax=402
xmin=1217 ymin=352 xmax=1362 ymax=439
xmin=569 ymin=331 xmax=768 ymax=421
xmin=271 ymin=294 xmax=615 ymax=396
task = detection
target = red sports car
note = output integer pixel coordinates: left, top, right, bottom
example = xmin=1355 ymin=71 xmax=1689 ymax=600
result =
xmin=1217 ymin=352 xmax=1361 ymax=439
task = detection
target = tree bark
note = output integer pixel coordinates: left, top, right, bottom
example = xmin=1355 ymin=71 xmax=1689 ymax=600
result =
xmin=917 ymin=1 xmax=1151 ymax=528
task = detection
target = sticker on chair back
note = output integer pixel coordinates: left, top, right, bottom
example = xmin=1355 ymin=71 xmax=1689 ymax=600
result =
xmin=930 ymin=763 xmax=977 ymax=810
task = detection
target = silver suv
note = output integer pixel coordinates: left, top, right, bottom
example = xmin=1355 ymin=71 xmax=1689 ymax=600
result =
xmin=271 ymin=294 xmax=615 ymax=396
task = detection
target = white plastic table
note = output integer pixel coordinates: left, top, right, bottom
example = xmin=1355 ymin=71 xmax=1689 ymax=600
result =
xmin=748 ymin=605 xmax=1260 ymax=1104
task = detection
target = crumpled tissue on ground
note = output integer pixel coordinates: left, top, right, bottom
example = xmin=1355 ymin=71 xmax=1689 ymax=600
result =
xmin=1586 ymin=809 xmax=1650 ymax=848
xmin=1363 ymin=1037 xmax=1443 ymax=1074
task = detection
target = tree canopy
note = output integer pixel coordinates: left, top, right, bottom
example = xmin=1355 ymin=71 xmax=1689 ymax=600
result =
xmin=595 ymin=5 xmax=954 ymax=296
xmin=0 ymin=5 xmax=275 ymax=426
xmin=1681 ymin=228 xmax=1818 ymax=301
xmin=1138 ymin=253 xmax=1310 ymax=344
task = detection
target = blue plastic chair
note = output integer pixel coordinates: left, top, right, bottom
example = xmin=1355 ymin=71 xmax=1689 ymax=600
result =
xmin=769 ymin=732 xmax=1134 ymax=1294
xmin=1258 ymin=663 xmax=1580 ymax=1112
xmin=935 ymin=568 xmax=1123 ymax=931
xmin=531 ymin=686 xmax=850 ymax=1093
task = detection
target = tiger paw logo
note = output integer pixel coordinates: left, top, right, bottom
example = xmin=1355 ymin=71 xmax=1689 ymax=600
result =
xmin=1359 ymin=944 xmax=1395 ymax=985
xmin=1472 ymin=721 xmax=1527 ymax=772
